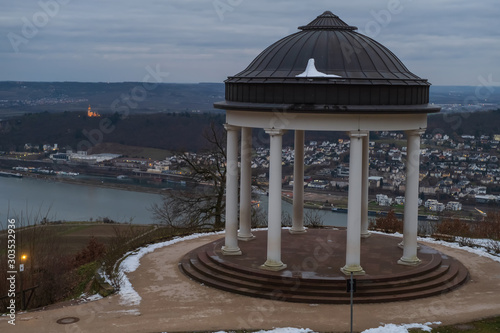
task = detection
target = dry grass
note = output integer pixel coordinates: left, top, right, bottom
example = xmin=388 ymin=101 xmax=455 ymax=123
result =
xmin=0 ymin=222 xmax=157 ymax=311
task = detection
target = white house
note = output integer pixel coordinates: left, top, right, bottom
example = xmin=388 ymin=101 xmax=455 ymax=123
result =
xmin=376 ymin=194 xmax=393 ymax=206
xmin=446 ymin=201 xmax=462 ymax=211
xmin=395 ymin=196 xmax=405 ymax=205
xmin=425 ymin=199 xmax=445 ymax=212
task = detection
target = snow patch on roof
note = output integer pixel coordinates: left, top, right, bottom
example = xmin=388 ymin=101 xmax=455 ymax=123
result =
xmin=296 ymin=58 xmax=341 ymax=78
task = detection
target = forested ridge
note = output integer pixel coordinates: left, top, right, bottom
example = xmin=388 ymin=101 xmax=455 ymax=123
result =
xmin=1 ymin=109 xmax=500 ymax=153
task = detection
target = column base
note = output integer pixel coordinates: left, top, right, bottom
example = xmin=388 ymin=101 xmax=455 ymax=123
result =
xmin=238 ymin=233 xmax=256 ymax=242
xmin=398 ymin=256 xmax=422 ymax=266
xmin=289 ymin=227 xmax=307 ymax=234
xmin=398 ymin=241 xmax=421 ymax=250
xmin=361 ymin=231 xmax=371 ymax=239
xmin=341 ymin=265 xmax=366 ymax=276
xmin=221 ymin=246 xmax=242 ymax=256
xmin=260 ymin=260 xmax=287 ymax=271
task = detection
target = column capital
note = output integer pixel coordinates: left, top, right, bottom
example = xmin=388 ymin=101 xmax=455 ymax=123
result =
xmin=405 ymin=129 xmax=426 ymax=137
xmin=265 ymin=128 xmax=286 ymax=136
xmin=349 ymin=130 xmax=369 ymax=138
xmin=224 ymin=123 xmax=240 ymax=132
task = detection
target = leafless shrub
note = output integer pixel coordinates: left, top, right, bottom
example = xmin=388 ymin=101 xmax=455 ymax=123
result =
xmin=419 ymin=220 xmax=436 ymax=237
xmin=456 ymin=236 xmax=476 ymax=248
xmin=281 ymin=211 xmax=292 ymax=227
xmin=251 ymin=207 xmax=267 ymax=228
xmin=304 ymin=210 xmax=324 ymax=229
xmin=474 ymin=211 xmax=500 ymax=240
xmin=369 ymin=210 xmax=403 ymax=233
xmin=436 ymin=218 xmax=471 ymax=238
xmin=71 ymin=237 xmax=106 ymax=268
xmin=486 ymin=239 xmax=500 ymax=254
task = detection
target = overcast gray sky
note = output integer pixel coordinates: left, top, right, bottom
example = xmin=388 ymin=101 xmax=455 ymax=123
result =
xmin=1 ymin=0 xmax=499 ymax=86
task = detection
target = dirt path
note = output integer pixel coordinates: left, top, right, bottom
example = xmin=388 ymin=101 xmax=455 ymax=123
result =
xmin=2 ymin=234 xmax=500 ymax=333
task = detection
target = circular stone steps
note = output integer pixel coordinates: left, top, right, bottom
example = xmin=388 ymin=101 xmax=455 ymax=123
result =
xmin=179 ymin=229 xmax=469 ymax=304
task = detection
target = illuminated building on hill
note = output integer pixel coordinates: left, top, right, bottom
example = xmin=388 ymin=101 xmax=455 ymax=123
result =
xmin=87 ymin=105 xmax=100 ymax=117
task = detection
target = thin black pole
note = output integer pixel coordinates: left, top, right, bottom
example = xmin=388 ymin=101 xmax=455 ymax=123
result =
xmin=350 ymin=272 xmax=354 ymax=333
xmin=20 ymin=271 xmax=25 ymax=311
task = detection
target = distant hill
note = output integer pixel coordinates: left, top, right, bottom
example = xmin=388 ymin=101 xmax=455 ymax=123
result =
xmin=1 ymin=109 xmax=500 ymax=154
xmin=0 ymin=81 xmax=225 ymax=117
xmin=0 ymin=111 xmax=226 ymax=152
xmin=427 ymin=109 xmax=500 ymax=138
xmin=1 ymin=81 xmax=500 ymax=118
xmin=429 ymin=85 xmax=500 ymax=104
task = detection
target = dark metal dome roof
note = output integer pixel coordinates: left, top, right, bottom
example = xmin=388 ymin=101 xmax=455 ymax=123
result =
xmin=215 ymin=11 xmax=440 ymax=114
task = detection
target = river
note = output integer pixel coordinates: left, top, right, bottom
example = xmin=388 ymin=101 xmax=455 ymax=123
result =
xmin=0 ymin=175 xmax=347 ymax=229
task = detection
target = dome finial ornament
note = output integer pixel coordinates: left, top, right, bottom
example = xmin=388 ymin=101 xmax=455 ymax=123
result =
xmin=298 ymin=11 xmax=357 ymax=31
xmin=320 ymin=11 xmax=337 ymax=17
xmin=296 ymin=58 xmax=341 ymax=78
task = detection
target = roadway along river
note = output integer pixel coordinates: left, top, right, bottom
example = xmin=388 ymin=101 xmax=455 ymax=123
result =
xmin=0 ymin=176 xmax=347 ymax=229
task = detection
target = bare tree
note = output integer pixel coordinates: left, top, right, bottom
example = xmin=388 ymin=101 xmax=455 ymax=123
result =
xmin=151 ymin=123 xmax=226 ymax=231
xmin=304 ymin=209 xmax=325 ymax=228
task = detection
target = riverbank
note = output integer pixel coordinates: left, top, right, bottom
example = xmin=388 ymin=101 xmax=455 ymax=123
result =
xmin=1 ymin=168 xmax=168 ymax=195
xmin=1 ymin=167 xmax=489 ymax=222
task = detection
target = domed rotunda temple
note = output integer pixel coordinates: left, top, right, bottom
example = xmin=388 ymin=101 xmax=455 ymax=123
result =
xmin=180 ymin=11 xmax=468 ymax=304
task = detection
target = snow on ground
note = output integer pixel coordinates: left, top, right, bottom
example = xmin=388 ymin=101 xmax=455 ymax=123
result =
xmin=81 ymin=293 xmax=103 ymax=302
xmin=371 ymin=231 xmax=500 ymax=264
xmin=75 ymin=293 xmax=103 ymax=304
xmin=97 ymin=266 xmax=113 ymax=285
xmin=212 ymin=323 xmax=442 ymax=333
xmin=362 ymin=321 xmax=441 ymax=332
xmin=418 ymin=236 xmax=500 ymax=263
xmin=103 ymin=309 xmax=141 ymax=316
xmin=254 ymin=329 xmax=314 ymax=333
xmin=214 ymin=329 xmax=314 ymax=333
xmin=118 ymin=231 xmax=224 ymax=306
xmin=118 ymin=274 xmax=142 ymax=306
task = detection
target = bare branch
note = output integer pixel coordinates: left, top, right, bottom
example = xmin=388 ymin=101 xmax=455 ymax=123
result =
xmin=150 ymin=122 xmax=227 ymax=231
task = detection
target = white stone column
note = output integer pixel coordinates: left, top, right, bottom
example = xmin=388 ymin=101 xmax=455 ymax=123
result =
xmin=291 ymin=130 xmax=306 ymax=234
xmin=222 ymin=124 xmax=242 ymax=256
xmin=361 ymin=133 xmax=371 ymax=238
xmin=238 ymin=127 xmax=255 ymax=241
xmin=399 ymin=129 xmax=424 ymax=266
xmin=341 ymin=131 xmax=368 ymax=275
xmin=261 ymin=128 xmax=287 ymax=271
